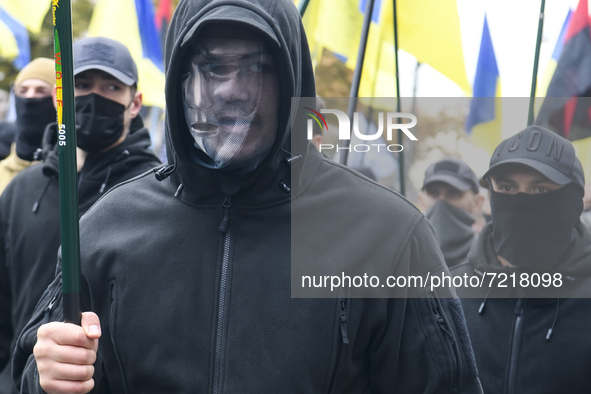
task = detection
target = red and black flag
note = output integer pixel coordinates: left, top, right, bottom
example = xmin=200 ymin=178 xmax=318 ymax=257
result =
xmin=536 ymin=0 xmax=591 ymax=141
xmin=155 ymin=0 xmax=173 ymax=55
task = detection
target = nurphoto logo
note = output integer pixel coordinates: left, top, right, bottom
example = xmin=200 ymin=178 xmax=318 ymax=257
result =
xmin=303 ymin=107 xmax=418 ymax=153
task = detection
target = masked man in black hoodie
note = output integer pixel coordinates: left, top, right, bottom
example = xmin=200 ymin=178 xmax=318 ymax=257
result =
xmin=451 ymin=125 xmax=591 ymax=393
xmin=16 ymin=1 xmax=482 ymax=393
xmin=420 ymin=158 xmax=485 ymax=268
xmin=0 ymin=37 xmax=160 ymax=393
xmin=0 ymin=58 xmax=56 ymax=193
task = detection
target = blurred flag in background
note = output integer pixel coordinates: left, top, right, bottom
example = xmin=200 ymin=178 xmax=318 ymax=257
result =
xmin=298 ymin=0 xmax=471 ymax=102
xmin=155 ymin=0 xmax=173 ymax=55
xmin=465 ymin=16 xmax=502 ymax=156
xmin=536 ymin=0 xmax=591 ymax=178
xmin=537 ymin=9 xmax=572 ymax=98
xmin=536 ymin=0 xmax=591 ymax=141
xmin=89 ymin=0 xmax=165 ymax=108
xmin=0 ymin=0 xmax=50 ymax=69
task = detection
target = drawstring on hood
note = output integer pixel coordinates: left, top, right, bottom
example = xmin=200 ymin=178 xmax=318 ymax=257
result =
xmin=174 ymin=183 xmax=185 ymax=198
xmin=278 ymin=180 xmax=290 ymax=193
xmin=99 ymin=166 xmax=112 ymax=194
xmin=154 ymin=163 xmax=177 ymax=181
xmin=32 ymin=177 xmax=52 ymax=213
xmin=478 ymin=287 xmax=492 ymax=314
xmin=94 ymin=149 xmax=131 ymax=194
xmin=277 ymin=148 xmax=301 ymax=193
xmin=546 ymin=290 xmax=559 ymax=341
xmin=281 ymin=148 xmax=302 ymax=167
xmin=33 ymin=148 xmax=43 ymax=161
xmin=152 ymin=163 xmax=184 ymax=198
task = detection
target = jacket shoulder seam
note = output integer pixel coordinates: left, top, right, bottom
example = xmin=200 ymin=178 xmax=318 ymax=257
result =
xmin=390 ymin=215 xmax=428 ymax=270
xmin=322 ymin=159 xmax=423 ymax=214
xmin=82 ymin=168 xmax=157 ymax=216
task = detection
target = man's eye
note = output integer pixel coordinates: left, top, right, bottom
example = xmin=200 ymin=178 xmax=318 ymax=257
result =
xmin=447 ymin=190 xmax=460 ymax=199
xmin=202 ymin=63 xmax=237 ymax=76
xmin=107 ymin=85 xmax=121 ymax=91
xmin=501 ymin=185 xmax=514 ymax=192
xmin=534 ymin=186 xmax=549 ymax=194
xmin=248 ymin=63 xmax=262 ymax=73
xmin=249 ymin=62 xmax=275 ymax=74
xmin=75 ymin=83 xmax=88 ymax=89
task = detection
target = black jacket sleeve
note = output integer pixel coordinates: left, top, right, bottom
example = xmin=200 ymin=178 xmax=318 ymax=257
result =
xmin=14 ymin=266 xmax=108 ymax=393
xmin=0 ymin=192 xmax=13 ymax=373
xmin=371 ymin=217 xmax=483 ymax=393
xmin=13 ymin=271 xmax=63 ymax=393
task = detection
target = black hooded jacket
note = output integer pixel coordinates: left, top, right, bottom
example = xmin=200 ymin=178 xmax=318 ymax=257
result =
xmin=0 ymin=117 xmax=160 ymax=393
xmin=451 ymin=221 xmax=591 ymax=394
xmin=16 ymin=1 xmax=481 ymax=392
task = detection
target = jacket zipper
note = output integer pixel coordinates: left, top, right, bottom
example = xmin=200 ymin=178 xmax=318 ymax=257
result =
xmin=213 ymin=195 xmax=231 ymax=394
xmin=339 ymin=301 xmax=349 ymax=345
xmin=27 ymin=287 xmax=61 ymax=346
xmin=506 ymin=298 xmax=524 ymax=394
xmin=328 ymin=299 xmax=349 ymax=393
xmin=430 ymin=296 xmax=461 ymax=389
xmin=109 ymin=282 xmax=130 ymax=394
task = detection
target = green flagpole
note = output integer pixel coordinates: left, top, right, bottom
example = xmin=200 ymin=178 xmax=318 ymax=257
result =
xmin=339 ymin=0 xmax=376 ymax=165
xmin=53 ymin=0 xmax=81 ymax=325
xmin=299 ymin=0 xmax=311 ymax=17
xmin=393 ymin=0 xmax=405 ymax=196
xmin=528 ymin=0 xmax=546 ymax=126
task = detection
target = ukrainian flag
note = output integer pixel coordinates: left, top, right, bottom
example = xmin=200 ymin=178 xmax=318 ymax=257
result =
xmin=0 ymin=0 xmax=50 ymax=69
xmin=88 ymin=0 xmax=165 ymax=108
xmin=465 ymin=16 xmax=502 ymax=156
xmin=298 ymin=0 xmax=471 ymax=102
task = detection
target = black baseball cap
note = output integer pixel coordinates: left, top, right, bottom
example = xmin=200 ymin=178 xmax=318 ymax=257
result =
xmin=482 ymin=125 xmax=585 ymax=190
xmin=73 ymin=37 xmax=138 ymax=86
xmin=423 ymin=158 xmax=480 ymax=194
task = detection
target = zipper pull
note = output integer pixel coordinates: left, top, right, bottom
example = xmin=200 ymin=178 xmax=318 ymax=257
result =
xmin=339 ymin=301 xmax=349 ymax=344
xmin=429 ymin=297 xmax=444 ymax=323
xmin=47 ymin=296 xmax=57 ymax=311
xmin=42 ymin=296 xmax=58 ymax=324
xmin=219 ymin=195 xmax=231 ymax=232
xmin=430 ymin=297 xmax=455 ymax=338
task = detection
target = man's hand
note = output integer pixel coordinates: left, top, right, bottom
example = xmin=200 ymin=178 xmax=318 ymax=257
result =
xmin=34 ymin=312 xmax=101 ymax=394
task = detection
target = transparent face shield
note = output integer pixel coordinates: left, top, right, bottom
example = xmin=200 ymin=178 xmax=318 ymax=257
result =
xmin=181 ymin=37 xmax=280 ymax=171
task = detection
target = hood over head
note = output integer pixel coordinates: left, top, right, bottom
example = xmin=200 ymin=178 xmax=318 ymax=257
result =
xmin=164 ymin=0 xmax=316 ymax=197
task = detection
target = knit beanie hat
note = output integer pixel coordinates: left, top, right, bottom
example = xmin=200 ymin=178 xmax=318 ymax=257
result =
xmin=14 ymin=58 xmax=55 ymax=88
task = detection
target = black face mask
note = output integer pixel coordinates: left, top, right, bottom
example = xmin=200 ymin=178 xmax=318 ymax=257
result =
xmin=75 ymin=93 xmax=129 ymax=153
xmin=426 ymin=200 xmax=476 ymax=267
xmin=15 ymin=96 xmax=56 ymax=160
xmin=490 ymin=183 xmax=583 ymax=269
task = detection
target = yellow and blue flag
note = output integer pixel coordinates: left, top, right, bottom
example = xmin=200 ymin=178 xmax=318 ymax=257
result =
xmin=298 ymin=0 xmax=471 ymax=99
xmin=465 ymin=16 xmax=502 ymax=156
xmin=0 ymin=0 xmax=50 ymax=69
xmin=88 ymin=0 xmax=165 ymax=108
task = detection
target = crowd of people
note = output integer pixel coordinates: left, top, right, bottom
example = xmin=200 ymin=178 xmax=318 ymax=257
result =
xmin=0 ymin=0 xmax=588 ymax=393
